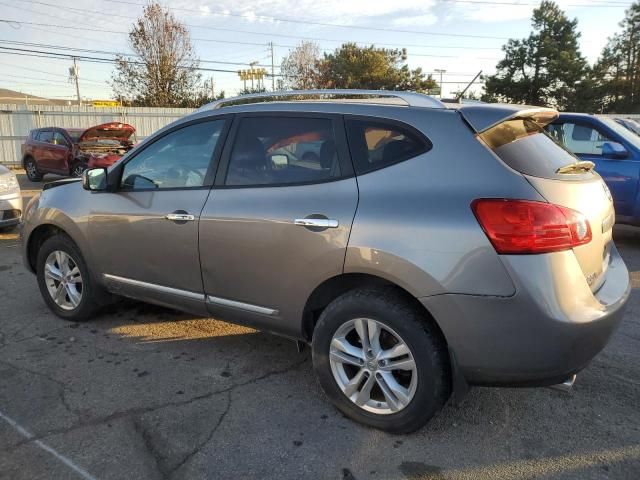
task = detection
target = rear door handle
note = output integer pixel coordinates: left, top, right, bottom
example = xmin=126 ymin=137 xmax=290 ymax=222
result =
xmin=165 ymin=213 xmax=195 ymax=222
xmin=294 ymin=218 xmax=339 ymax=229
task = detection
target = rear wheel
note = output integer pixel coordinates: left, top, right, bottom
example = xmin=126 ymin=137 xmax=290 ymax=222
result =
xmin=36 ymin=234 xmax=100 ymax=321
xmin=24 ymin=157 xmax=43 ymax=181
xmin=312 ymin=289 xmax=450 ymax=433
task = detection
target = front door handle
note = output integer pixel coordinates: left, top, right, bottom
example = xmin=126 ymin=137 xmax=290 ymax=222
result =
xmin=294 ymin=218 xmax=339 ymax=229
xmin=165 ymin=213 xmax=195 ymax=222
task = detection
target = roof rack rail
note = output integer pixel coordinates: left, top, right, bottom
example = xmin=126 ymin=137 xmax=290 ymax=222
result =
xmin=197 ymin=89 xmax=445 ymax=112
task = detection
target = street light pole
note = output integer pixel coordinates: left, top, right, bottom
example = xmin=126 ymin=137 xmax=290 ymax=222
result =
xmin=434 ymin=69 xmax=446 ymax=98
xmin=270 ymin=42 xmax=275 ymax=91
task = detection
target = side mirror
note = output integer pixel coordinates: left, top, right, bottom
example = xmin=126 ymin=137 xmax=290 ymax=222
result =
xmin=602 ymin=141 xmax=629 ymax=159
xmin=82 ymin=167 xmax=108 ymax=191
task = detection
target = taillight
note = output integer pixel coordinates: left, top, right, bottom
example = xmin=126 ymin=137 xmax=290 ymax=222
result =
xmin=471 ymin=199 xmax=592 ymax=254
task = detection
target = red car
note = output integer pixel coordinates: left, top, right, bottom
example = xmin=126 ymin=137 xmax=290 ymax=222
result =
xmin=21 ymin=123 xmax=136 ymax=181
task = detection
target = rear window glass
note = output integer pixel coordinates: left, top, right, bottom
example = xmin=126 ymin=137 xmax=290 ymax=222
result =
xmin=479 ymin=119 xmax=584 ymax=179
xmin=345 ymin=119 xmax=431 ymax=175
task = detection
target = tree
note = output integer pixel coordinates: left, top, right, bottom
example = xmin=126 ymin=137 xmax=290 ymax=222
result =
xmin=482 ymin=1 xmax=588 ymax=110
xmin=315 ymin=43 xmax=437 ymax=92
xmin=111 ymin=2 xmax=203 ymax=107
xmin=593 ymin=3 xmax=640 ymax=112
xmin=280 ymin=41 xmax=321 ymax=90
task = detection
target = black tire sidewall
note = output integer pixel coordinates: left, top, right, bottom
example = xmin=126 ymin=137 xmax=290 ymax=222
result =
xmin=312 ymin=289 xmax=449 ymax=433
xmin=36 ymin=234 xmax=97 ymax=321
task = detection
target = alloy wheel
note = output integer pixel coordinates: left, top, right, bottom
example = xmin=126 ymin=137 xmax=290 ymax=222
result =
xmin=71 ymin=164 xmax=85 ymax=177
xmin=329 ymin=318 xmax=418 ymax=414
xmin=26 ymin=160 xmax=38 ymax=179
xmin=44 ymin=250 xmax=83 ymax=311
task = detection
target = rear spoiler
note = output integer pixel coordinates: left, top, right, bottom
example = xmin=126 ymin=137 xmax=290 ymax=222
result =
xmin=456 ymin=104 xmax=558 ymax=133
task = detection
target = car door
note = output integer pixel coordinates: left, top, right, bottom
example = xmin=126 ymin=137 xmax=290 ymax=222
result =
xmin=51 ymin=131 xmax=72 ymax=173
xmin=199 ymin=113 xmax=358 ymax=337
xmin=87 ymin=118 xmax=230 ymax=315
xmin=549 ymin=120 xmax=640 ymax=217
xmin=34 ymin=129 xmax=56 ymax=171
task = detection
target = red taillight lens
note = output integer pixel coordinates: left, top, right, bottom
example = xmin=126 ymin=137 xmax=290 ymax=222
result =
xmin=471 ymin=199 xmax=592 ymax=254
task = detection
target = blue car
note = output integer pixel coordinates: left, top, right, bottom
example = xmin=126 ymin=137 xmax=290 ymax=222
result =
xmin=546 ymin=113 xmax=640 ymax=226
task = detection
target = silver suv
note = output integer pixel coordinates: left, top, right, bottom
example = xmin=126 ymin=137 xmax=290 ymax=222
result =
xmin=21 ymin=90 xmax=630 ymax=433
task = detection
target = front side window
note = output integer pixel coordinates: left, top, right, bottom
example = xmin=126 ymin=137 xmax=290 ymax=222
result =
xmin=225 ymin=117 xmax=340 ymax=186
xmin=37 ymin=130 xmax=53 ymax=143
xmin=121 ymin=120 xmax=225 ymax=190
xmin=546 ymin=122 xmax=614 ymax=156
xmin=53 ymin=132 xmax=69 ymax=147
xmin=345 ymin=118 xmax=431 ymax=175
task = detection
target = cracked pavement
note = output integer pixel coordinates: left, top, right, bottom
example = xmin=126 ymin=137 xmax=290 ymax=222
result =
xmin=0 ymin=175 xmax=639 ymax=479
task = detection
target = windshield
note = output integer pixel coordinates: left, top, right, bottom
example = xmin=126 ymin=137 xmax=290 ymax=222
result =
xmin=599 ymin=117 xmax=640 ymax=150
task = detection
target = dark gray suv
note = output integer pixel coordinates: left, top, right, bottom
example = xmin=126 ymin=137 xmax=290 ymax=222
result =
xmin=21 ymin=90 xmax=630 ymax=433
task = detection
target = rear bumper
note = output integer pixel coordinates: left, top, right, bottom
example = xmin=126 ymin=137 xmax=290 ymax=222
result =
xmin=421 ymin=245 xmax=630 ymax=386
xmin=0 ymin=191 xmax=22 ymax=227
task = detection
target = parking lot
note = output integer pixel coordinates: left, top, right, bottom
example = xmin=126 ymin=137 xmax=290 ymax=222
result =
xmin=0 ymin=173 xmax=638 ymax=480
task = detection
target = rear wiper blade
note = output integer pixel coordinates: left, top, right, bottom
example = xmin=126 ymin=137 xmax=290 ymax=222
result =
xmin=556 ymin=160 xmax=595 ymax=174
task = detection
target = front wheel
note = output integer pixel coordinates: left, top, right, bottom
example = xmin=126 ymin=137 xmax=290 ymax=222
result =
xmin=70 ymin=161 xmax=86 ymax=178
xmin=36 ymin=234 xmax=100 ymax=321
xmin=312 ymin=289 xmax=450 ymax=433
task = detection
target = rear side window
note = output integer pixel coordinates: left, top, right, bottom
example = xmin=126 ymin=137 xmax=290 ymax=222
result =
xmin=345 ymin=118 xmax=431 ymax=175
xmin=225 ymin=116 xmax=341 ymax=186
xmin=480 ymin=119 xmax=581 ymax=179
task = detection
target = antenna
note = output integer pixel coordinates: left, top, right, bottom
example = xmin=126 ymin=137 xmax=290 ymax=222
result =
xmin=456 ymin=70 xmax=482 ymax=103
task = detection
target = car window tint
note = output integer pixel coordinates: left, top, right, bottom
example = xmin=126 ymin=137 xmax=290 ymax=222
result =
xmin=546 ymin=122 xmax=615 ymax=156
xmin=225 ymin=117 xmax=340 ymax=186
xmin=37 ymin=130 xmax=53 ymax=143
xmin=121 ymin=120 xmax=224 ymax=190
xmin=345 ymin=119 xmax=431 ymax=175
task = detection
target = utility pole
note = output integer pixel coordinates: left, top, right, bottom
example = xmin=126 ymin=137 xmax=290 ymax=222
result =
xmin=70 ymin=57 xmax=81 ymax=106
xmin=210 ymin=77 xmax=215 ymax=99
xmin=270 ymin=42 xmax=275 ymax=91
xmin=434 ymin=68 xmax=446 ymax=98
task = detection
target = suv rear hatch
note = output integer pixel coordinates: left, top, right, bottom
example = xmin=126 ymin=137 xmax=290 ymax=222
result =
xmin=460 ymin=104 xmax=615 ymax=292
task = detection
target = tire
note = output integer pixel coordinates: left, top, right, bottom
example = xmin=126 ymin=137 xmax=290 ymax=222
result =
xmin=70 ymin=161 xmax=86 ymax=178
xmin=24 ymin=157 xmax=43 ymax=181
xmin=36 ymin=234 xmax=100 ymax=321
xmin=312 ymin=288 xmax=450 ymax=433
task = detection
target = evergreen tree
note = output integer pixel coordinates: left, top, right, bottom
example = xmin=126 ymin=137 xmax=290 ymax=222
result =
xmin=483 ymin=1 xmax=588 ymax=109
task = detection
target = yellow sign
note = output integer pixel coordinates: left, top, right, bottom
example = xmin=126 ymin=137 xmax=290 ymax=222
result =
xmin=237 ymin=68 xmax=268 ymax=81
xmin=92 ymin=100 xmax=120 ymax=107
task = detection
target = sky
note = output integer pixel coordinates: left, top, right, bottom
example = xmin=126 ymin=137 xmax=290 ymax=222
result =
xmin=0 ymin=0 xmax=631 ymax=102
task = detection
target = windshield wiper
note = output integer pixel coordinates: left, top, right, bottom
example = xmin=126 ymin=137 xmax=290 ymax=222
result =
xmin=556 ymin=160 xmax=595 ymax=174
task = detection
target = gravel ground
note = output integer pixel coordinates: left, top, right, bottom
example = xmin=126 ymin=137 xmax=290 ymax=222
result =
xmin=0 ymin=173 xmax=638 ymax=480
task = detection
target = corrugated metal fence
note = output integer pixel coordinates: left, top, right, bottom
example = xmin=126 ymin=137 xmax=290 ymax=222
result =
xmin=0 ymin=104 xmax=194 ymax=167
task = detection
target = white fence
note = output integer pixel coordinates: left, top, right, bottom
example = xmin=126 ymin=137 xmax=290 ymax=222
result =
xmin=0 ymin=104 xmax=194 ymax=167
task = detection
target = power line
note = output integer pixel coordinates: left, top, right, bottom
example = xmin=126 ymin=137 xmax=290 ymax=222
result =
xmin=19 ymin=0 xmax=512 ymax=40
xmin=0 ymin=18 xmax=503 ymax=61
xmin=97 ymin=0 xmax=627 ymax=36
xmin=0 ymin=40 xmax=280 ymax=68
xmin=0 ymin=45 xmax=293 ymax=76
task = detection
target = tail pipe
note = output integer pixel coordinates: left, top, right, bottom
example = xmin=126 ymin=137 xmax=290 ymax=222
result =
xmin=549 ymin=374 xmax=576 ymax=393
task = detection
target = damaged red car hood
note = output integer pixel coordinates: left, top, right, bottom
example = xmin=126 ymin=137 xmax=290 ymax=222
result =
xmin=78 ymin=122 xmax=135 ymax=143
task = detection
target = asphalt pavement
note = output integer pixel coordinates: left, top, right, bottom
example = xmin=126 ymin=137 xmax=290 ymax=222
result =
xmin=0 ymin=172 xmax=638 ymax=479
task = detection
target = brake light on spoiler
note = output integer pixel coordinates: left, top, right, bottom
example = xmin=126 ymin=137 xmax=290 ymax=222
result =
xmin=472 ymin=199 xmax=592 ymax=254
